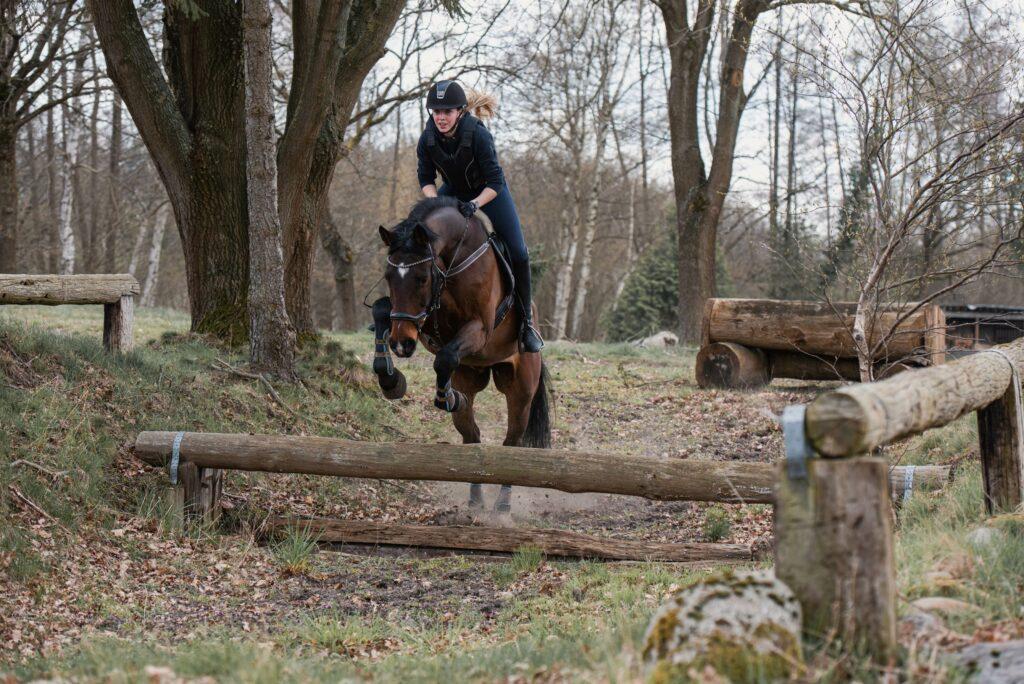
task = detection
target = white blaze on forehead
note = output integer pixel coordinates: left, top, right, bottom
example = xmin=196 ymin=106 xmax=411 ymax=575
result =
xmin=398 ymin=267 xmax=409 ymax=279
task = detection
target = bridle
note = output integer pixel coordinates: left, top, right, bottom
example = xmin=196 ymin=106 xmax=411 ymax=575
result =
xmin=386 ymin=218 xmax=492 ymax=340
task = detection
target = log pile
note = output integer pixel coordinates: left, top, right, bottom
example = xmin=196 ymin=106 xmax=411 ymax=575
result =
xmin=696 ymin=298 xmax=946 ymax=388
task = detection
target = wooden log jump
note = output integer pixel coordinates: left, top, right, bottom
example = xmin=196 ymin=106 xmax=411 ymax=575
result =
xmin=777 ymin=337 xmax=1024 ymax=662
xmin=134 ymin=431 xmax=779 ymax=505
xmin=134 ymin=431 xmax=949 ymax=513
xmin=264 ymin=518 xmax=762 ymax=563
xmin=0 ymin=274 xmax=139 ymax=353
xmin=697 ymin=298 xmax=946 ymax=388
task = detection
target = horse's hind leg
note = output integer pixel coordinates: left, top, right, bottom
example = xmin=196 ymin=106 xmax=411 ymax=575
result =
xmin=451 ymin=366 xmax=490 ymax=510
xmin=491 ymin=356 xmax=543 ymax=513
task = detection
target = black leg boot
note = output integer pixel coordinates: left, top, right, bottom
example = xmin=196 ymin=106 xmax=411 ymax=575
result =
xmin=511 ymin=258 xmax=544 ymax=353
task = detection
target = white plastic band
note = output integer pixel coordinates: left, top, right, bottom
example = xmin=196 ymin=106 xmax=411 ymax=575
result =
xmin=902 ymin=465 xmax=915 ymax=502
xmin=169 ymin=431 xmax=185 ymax=486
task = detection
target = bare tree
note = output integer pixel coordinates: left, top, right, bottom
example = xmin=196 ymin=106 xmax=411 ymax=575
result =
xmin=804 ymin=0 xmax=1024 ymax=379
xmin=0 ymin=0 xmax=83 ymax=271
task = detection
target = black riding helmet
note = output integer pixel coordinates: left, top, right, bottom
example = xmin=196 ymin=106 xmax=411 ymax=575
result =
xmin=426 ymin=80 xmax=467 ymax=110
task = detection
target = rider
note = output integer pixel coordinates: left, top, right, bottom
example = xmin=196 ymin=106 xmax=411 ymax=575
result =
xmin=416 ymin=79 xmax=544 ymax=353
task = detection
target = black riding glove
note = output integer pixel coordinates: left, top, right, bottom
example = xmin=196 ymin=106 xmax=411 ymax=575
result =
xmin=459 ymin=201 xmax=478 ymax=218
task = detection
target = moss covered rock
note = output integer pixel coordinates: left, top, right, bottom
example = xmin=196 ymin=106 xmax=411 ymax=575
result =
xmin=643 ymin=569 xmax=803 ymax=683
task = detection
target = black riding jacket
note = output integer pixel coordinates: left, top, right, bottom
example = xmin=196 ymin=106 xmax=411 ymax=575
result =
xmin=416 ymin=114 xmax=505 ymax=197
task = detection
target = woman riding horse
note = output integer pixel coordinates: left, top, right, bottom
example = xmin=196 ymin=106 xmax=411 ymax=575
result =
xmin=416 ymin=80 xmax=543 ymax=353
xmin=370 ymin=82 xmax=550 ymax=512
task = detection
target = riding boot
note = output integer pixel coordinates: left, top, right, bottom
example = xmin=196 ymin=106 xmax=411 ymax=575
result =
xmin=511 ymin=258 xmax=544 ymax=353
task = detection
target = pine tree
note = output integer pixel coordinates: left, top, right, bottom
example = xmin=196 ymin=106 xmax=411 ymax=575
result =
xmin=604 ymin=231 xmax=679 ymax=342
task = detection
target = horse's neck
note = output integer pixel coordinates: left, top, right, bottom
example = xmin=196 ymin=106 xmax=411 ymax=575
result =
xmin=437 ymin=221 xmax=488 ymax=269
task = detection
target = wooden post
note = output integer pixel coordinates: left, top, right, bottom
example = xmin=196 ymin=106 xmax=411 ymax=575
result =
xmin=775 ymin=457 xmax=897 ymax=661
xmin=977 ymin=381 xmax=1024 ymax=514
xmin=103 ymin=294 xmax=134 ymax=353
xmin=165 ymin=461 xmax=223 ymax=528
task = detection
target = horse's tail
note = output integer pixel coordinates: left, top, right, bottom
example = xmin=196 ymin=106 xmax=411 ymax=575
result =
xmin=522 ymin=361 xmax=552 ymax=449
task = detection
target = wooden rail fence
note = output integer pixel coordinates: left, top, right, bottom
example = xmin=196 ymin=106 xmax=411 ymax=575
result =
xmin=777 ymin=337 xmax=1024 ymax=661
xmin=0 ymin=274 xmax=139 ymax=352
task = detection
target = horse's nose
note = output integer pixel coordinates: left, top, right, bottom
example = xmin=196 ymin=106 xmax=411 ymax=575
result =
xmin=391 ymin=337 xmax=416 ymax=358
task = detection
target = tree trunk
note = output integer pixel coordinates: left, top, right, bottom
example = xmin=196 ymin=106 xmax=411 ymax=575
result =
xmin=90 ymin=0 xmax=250 ymax=341
xmin=660 ymin=0 xmax=768 ymax=343
xmin=319 ymin=208 xmax=357 ymax=330
xmin=243 ymin=0 xmax=296 ymax=379
xmin=141 ymin=206 xmax=169 ymax=307
xmin=104 ymin=94 xmax=123 ymax=272
xmin=85 ymin=60 xmax=102 ymax=271
xmin=0 ymin=123 xmax=15 ymax=271
xmin=46 ymin=106 xmax=58 ymax=273
xmin=551 ymin=151 xmax=586 ymax=339
xmin=569 ymin=105 xmax=612 ymax=340
xmin=57 ymin=81 xmax=81 ymax=275
xmin=281 ymin=0 xmax=404 ymax=340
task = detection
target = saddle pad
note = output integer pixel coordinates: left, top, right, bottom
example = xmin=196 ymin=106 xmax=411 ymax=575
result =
xmin=474 ymin=211 xmax=516 ymax=329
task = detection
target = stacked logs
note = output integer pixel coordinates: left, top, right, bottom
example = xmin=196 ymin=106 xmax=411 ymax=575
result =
xmin=695 ymin=298 xmax=946 ymax=388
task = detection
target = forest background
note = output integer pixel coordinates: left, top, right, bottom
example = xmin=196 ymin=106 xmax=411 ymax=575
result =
xmin=2 ymin=0 xmax=1022 ymax=346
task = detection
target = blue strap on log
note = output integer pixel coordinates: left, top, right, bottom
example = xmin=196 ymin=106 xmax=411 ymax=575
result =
xmin=782 ymin=404 xmax=812 ymax=480
xmin=169 ymin=431 xmax=185 ymax=486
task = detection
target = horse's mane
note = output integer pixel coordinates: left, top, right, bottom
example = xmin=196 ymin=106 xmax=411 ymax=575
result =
xmin=386 ymin=196 xmax=460 ymax=254
xmin=409 ymin=195 xmax=460 ymax=223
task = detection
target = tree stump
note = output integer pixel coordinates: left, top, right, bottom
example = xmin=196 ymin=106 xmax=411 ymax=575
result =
xmin=695 ymin=342 xmax=769 ymax=389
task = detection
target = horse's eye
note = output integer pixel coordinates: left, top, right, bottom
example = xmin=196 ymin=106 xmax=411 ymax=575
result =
xmin=415 ymin=275 xmax=428 ymax=286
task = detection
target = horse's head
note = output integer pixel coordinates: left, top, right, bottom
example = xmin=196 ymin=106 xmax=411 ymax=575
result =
xmin=378 ymin=220 xmax=441 ymax=357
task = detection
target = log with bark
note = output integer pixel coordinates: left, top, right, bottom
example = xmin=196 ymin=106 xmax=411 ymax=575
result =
xmin=264 ymin=518 xmax=761 ymax=562
xmin=702 ymin=298 xmax=945 ymax=361
xmin=806 ymin=338 xmax=1024 ymax=457
xmin=134 ymin=432 xmax=949 ymax=505
xmin=0 ymin=274 xmax=139 ymax=304
xmin=135 ymin=431 xmax=778 ymax=504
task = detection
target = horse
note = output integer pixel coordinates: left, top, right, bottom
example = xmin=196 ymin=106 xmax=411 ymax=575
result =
xmin=371 ymin=196 xmax=551 ymax=513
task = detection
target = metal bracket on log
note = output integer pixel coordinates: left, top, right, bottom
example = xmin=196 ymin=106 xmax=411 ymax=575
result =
xmin=782 ymin=404 xmax=813 ymax=480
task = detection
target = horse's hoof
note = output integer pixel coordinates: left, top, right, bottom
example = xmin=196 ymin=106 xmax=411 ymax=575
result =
xmin=493 ymin=501 xmax=511 ymax=514
xmin=379 ymin=370 xmax=406 ymax=400
xmin=433 ymin=389 xmax=466 ymax=413
xmin=468 ymin=497 xmax=484 ymax=511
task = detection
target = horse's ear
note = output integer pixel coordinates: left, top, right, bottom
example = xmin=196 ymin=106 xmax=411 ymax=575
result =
xmin=378 ymin=225 xmax=391 ymax=246
xmin=413 ymin=222 xmax=439 ymax=245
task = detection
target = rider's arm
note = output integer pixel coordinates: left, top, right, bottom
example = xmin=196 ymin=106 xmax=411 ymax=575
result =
xmin=473 ymin=126 xmax=505 ymax=208
xmin=471 ymin=187 xmax=497 ymax=207
xmin=416 ymin=131 xmax=437 ymax=194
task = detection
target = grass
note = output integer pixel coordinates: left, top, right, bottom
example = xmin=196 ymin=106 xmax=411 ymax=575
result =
xmin=702 ymin=505 xmax=732 ymax=542
xmin=3 ymin=305 xmax=1023 ymax=682
xmin=270 ymin=524 xmax=321 ymax=575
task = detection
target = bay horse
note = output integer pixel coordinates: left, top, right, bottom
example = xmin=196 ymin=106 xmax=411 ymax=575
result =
xmin=371 ymin=196 xmax=551 ymax=513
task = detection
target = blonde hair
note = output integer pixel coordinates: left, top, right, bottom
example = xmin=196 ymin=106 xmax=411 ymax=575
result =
xmin=465 ymin=88 xmax=498 ymax=121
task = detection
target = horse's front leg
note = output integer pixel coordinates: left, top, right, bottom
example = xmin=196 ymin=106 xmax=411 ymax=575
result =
xmin=433 ymin=321 xmax=486 ymax=413
xmin=370 ymin=297 xmax=407 ymax=400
